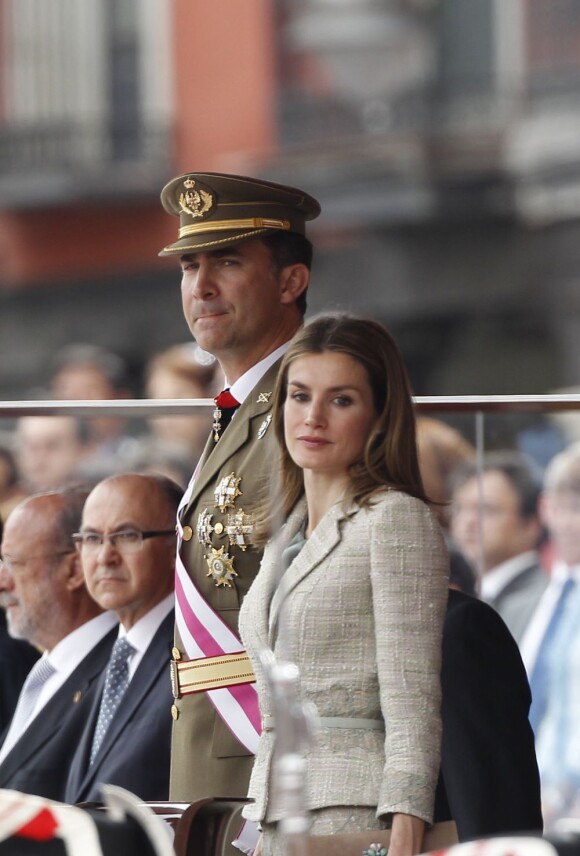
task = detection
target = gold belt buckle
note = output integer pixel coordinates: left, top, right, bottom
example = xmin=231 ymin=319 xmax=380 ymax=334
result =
xmin=169 ymin=651 xmax=256 ymax=697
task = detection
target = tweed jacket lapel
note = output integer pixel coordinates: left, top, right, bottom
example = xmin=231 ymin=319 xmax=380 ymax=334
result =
xmin=179 ymin=361 xmax=280 ymax=522
xmin=268 ymin=499 xmax=357 ymax=644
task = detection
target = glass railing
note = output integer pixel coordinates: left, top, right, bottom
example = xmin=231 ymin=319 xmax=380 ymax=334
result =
xmin=2 ymin=392 xmax=579 ymax=582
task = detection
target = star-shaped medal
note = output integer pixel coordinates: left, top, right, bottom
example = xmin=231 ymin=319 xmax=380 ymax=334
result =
xmin=205 ymin=546 xmax=238 ymax=587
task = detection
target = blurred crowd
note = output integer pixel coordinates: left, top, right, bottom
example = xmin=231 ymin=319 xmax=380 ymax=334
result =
xmin=0 ymin=341 xmax=224 ymax=518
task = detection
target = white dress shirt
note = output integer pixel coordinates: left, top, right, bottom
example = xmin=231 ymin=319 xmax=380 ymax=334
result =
xmin=179 ymin=341 xmax=290 ymax=512
xmin=117 ymin=592 xmax=174 ymax=680
xmin=227 ymin=341 xmax=289 ymax=405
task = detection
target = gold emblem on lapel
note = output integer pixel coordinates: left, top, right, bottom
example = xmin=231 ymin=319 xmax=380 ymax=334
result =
xmin=257 ymin=391 xmax=272 ymax=403
xmin=196 ymin=508 xmax=215 ymax=546
xmin=215 ymin=472 xmax=242 ymax=512
xmin=73 ymin=691 xmax=82 ymax=704
xmin=257 ymin=414 xmax=272 ymax=439
xmin=206 ymin=546 xmax=238 ymax=587
xmin=225 ymin=509 xmax=255 ymax=551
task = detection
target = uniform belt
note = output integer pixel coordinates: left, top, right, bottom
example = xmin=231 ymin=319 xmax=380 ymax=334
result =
xmin=170 ymin=651 xmax=256 ymax=698
xmin=262 ymin=716 xmax=384 ymax=731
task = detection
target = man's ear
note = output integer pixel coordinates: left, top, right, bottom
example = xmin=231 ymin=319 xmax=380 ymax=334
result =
xmin=64 ymin=551 xmax=86 ymax=592
xmin=279 ymin=263 xmax=309 ymax=305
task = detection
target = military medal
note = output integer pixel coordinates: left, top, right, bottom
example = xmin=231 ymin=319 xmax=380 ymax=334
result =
xmin=212 ymin=389 xmax=240 ymax=442
xmin=206 ymin=546 xmax=238 ymax=587
xmin=212 ymin=405 xmax=222 ymax=442
xmin=214 ymin=472 xmax=242 ymax=512
xmin=196 ymin=508 xmax=215 ymax=546
xmin=225 ymin=509 xmax=254 ymax=551
xmin=257 ymin=391 xmax=272 ymax=403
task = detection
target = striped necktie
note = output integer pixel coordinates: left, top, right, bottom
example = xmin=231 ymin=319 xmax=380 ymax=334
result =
xmin=1 ymin=658 xmax=56 ymax=757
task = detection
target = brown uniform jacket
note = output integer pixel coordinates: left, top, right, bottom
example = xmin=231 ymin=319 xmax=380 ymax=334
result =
xmin=170 ymin=360 xmax=280 ymax=801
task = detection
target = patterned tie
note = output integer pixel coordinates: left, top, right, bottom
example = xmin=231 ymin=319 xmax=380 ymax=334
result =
xmin=529 ymin=577 xmax=576 ymax=734
xmin=213 ymin=389 xmax=240 ymax=441
xmin=1 ymin=658 xmax=56 ymax=756
xmin=90 ymin=637 xmax=135 ymax=765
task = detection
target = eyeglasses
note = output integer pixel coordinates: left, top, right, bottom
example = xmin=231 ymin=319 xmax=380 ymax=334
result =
xmin=72 ymin=529 xmax=176 ymax=554
xmin=0 ymin=550 xmax=75 ymax=575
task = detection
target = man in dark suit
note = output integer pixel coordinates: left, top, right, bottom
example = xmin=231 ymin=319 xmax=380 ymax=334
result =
xmin=158 ymin=172 xmax=320 ymax=801
xmin=65 ymin=473 xmax=181 ymax=804
xmin=0 ymin=488 xmax=118 ymax=800
xmin=435 ymin=588 xmax=543 ymax=840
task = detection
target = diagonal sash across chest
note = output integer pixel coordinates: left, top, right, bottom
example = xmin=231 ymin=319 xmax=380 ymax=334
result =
xmin=171 ymin=372 xmax=279 ymax=753
xmin=174 ymin=551 xmax=260 ymax=752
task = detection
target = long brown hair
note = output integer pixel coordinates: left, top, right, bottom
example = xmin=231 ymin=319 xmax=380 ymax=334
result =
xmin=269 ymin=313 xmax=428 ymax=526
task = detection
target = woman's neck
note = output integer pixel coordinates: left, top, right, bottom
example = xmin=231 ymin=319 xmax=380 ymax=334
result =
xmin=303 ymin=471 xmax=349 ymax=537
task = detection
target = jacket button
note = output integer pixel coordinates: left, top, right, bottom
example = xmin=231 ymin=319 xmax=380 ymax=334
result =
xmin=182 ymin=526 xmax=193 ymax=541
xmin=171 ymin=704 xmax=179 ymax=720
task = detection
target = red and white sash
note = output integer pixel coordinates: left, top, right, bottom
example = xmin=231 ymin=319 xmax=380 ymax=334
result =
xmin=174 ymin=468 xmax=261 ymax=754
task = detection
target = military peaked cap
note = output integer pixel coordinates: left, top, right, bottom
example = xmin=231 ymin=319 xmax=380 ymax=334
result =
xmin=159 ymin=172 xmax=321 ymax=256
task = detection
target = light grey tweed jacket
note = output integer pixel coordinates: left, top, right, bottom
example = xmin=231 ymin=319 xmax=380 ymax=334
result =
xmin=239 ymin=489 xmax=449 ymax=825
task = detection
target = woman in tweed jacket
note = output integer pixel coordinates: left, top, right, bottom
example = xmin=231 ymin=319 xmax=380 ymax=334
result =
xmin=239 ymin=314 xmax=449 ymax=856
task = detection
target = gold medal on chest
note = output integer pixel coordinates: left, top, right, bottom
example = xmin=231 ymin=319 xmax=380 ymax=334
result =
xmin=225 ymin=508 xmax=254 ymax=551
xmin=214 ymin=472 xmax=242 ymax=512
xmin=206 ymin=546 xmax=238 ymax=587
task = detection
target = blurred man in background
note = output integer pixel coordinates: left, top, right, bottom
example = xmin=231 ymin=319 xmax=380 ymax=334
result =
xmin=15 ymin=416 xmax=88 ymax=494
xmin=523 ymin=442 xmax=580 ymax=827
xmin=49 ymin=343 xmax=143 ymax=479
xmin=450 ymin=450 xmax=547 ymax=642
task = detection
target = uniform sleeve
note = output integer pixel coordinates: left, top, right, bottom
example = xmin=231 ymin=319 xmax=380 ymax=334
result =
xmin=370 ymin=493 xmax=449 ymax=824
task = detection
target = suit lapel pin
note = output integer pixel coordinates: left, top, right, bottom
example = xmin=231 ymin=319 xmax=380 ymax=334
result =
xmin=257 ymin=414 xmax=272 ymax=439
xmin=73 ymin=690 xmax=82 ymax=704
xmin=257 ymin=391 xmax=272 ymax=403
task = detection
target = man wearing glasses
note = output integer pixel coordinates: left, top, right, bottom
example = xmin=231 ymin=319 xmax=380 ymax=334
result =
xmin=0 ymin=487 xmax=118 ymax=800
xmin=65 ymin=473 xmax=181 ymax=804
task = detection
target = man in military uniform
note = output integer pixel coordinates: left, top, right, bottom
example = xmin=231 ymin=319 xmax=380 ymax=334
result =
xmin=159 ymin=172 xmax=321 ymax=802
